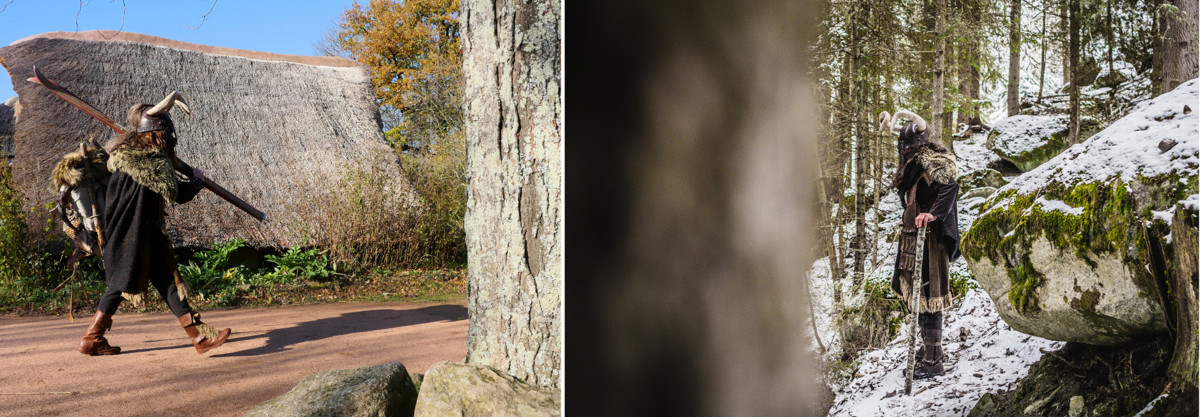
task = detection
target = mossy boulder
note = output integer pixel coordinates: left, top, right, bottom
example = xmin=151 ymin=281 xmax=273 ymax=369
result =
xmin=986 ymin=115 xmax=1101 ymax=172
xmin=962 ymin=79 xmax=1200 ymax=345
xmin=246 ymin=362 xmax=418 ymax=417
xmin=413 ymin=362 xmax=560 ymax=417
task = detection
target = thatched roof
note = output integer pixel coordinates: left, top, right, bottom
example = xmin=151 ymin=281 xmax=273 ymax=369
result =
xmin=0 ymin=31 xmax=412 ymax=248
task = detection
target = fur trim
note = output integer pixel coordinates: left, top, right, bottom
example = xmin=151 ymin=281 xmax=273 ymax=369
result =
xmin=916 ymin=149 xmax=958 ymax=184
xmin=898 ymin=279 xmax=955 ymax=313
xmin=107 ymin=147 xmax=177 ymax=201
xmin=194 ymin=323 xmax=222 ymax=341
xmin=51 ymin=149 xmax=109 ymax=188
xmin=121 ymin=292 xmax=146 ymax=310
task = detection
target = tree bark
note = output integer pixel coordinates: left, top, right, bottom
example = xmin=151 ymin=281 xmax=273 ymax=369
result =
xmin=1038 ymin=5 xmax=1047 ymax=102
xmin=462 ymin=0 xmax=562 ymax=389
xmin=932 ymin=0 xmax=947 ymax=143
xmin=1068 ymin=0 xmax=1081 ymax=144
xmin=1169 ymin=205 xmax=1198 ymax=395
xmin=1008 ymin=0 xmax=1022 ymax=116
xmin=1160 ymin=0 xmax=1199 ymax=95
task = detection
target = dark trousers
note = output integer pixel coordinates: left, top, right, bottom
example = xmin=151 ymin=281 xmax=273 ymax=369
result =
xmin=97 ymin=275 xmax=192 ymax=317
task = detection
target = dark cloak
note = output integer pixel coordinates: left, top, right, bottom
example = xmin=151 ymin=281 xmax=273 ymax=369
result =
xmin=890 ymin=146 xmax=960 ymax=312
xmin=102 ymin=147 xmax=201 ymax=296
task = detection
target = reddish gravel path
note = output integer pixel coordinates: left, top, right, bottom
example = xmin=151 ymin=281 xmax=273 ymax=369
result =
xmin=0 ymin=300 xmax=467 ymax=416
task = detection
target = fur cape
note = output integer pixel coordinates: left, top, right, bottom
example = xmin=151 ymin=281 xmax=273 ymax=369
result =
xmin=915 ymin=148 xmax=957 ymax=185
xmin=107 ymin=147 xmax=177 ymax=202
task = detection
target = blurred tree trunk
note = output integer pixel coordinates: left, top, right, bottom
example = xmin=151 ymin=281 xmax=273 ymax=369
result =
xmin=461 ymin=0 xmax=562 ymax=389
xmin=1159 ymin=0 xmax=1199 ymax=95
xmin=1007 ymin=0 xmax=1021 ymax=116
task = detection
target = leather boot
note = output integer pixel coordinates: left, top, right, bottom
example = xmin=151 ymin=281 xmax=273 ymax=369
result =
xmin=78 ymin=311 xmax=121 ymax=355
xmin=178 ymin=311 xmax=231 ymax=354
xmin=914 ymin=311 xmax=944 ymax=379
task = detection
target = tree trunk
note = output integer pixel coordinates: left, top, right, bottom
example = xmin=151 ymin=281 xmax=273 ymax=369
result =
xmin=1008 ymin=0 xmax=1021 ymax=116
xmin=461 ymin=0 xmax=562 ymax=389
xmin=1152 ymin=0 xmax=1165 ymax=94
xmin=1160 ymin=0 xmax=1199 ymax=95
xmin=1038 ymin=6 xmax=1047 ymax=102
xmin=1169 ymin=206 xmax=1199 ymax=395
xmin=932 ymin=0 xmax=947 ymax=143
xmin=1068 ymin=0 xmax=1081 ymax=144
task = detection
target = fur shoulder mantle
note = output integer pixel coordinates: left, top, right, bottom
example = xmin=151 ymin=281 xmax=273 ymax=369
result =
xmin=916 ymin=147 xmax=958 ymax=185
xmin=107 ymin=147 xmax=177 ymax=201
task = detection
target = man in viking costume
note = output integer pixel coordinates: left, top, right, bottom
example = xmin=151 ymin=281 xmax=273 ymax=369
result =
xmin=880 ymin=110 xmax=960 ymax=379
xmin=77 ymin=93 xmax=232 ymax=355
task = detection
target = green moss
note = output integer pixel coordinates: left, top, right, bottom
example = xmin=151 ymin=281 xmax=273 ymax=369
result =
xmin=1070 ymin=288 xmax=1101 ymax=313
xmin=1007 ymin=256 xmax=1043 ymax=314
xmin=963 ymin=169 xmax=1197 ymax=315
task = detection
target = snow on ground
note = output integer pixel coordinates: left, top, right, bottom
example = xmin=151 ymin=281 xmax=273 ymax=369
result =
xmin=827 ymin=289 xmax=1063 ymax=417
xmin=1005 ymin=78 xmax=1199 ymax=196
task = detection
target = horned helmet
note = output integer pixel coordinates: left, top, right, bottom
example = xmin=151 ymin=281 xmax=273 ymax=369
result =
xmin=130 ymin=91 xmax=189 ymax=131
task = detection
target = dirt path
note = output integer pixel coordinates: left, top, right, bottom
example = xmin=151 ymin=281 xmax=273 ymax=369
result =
xmin=0 ymin=300 xmax=467 ymax=416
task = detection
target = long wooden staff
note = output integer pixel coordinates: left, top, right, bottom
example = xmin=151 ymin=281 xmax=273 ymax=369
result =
xmin=27 ymin=66 xmax=266 ymax=221
xmin=904 ymin=225 xmax=927 ymax=396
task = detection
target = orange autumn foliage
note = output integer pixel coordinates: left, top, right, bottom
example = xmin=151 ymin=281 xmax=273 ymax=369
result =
xmin=333 ymin=0 xmax=461 ymax=146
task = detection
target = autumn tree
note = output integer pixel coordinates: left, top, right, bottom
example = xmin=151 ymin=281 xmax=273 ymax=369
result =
xmin=323 ymin=0 xmax=462 ymax=149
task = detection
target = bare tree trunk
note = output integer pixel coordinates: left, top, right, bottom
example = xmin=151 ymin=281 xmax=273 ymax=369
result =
xmin=1068 ymin=0 xmax=1081 ymax=143
xmin=931 ymin=0 xmax=947 ymax=142
xmin=1007 ymin=0 xmax=1021 ymax=116
xmin=462 ymin=0 xmax=562 ymax=389
xmin=849 ymin=0 xmax=869 ymax=288
xmin=1038 ymin=5 xmax=1047 ymax=102
xmin=1152 ymin=0 xmax=1165 ymax=93
xmin=943 ymin=40 xmax=956 ymax=154
xmin=1160 ymin=0 xmax=1199 ymax=95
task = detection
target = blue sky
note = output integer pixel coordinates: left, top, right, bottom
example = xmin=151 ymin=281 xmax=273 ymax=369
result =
xmin=0 ymin=0 xmax=359 ymax=99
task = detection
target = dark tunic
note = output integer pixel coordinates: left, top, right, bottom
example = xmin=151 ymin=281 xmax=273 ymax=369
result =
xmin=891 ymin=151 xmax=960 ymax=312
xmin=102 ymin=165 xmax=202 ymax=295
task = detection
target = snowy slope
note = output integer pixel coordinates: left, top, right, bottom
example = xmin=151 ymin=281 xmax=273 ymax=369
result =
xmin=1004 ymin=78 xmax=1199 ymax=197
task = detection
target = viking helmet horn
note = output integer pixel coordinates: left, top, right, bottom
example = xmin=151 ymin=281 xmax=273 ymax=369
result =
xmin=892 ymin=109 xmax=927 ymax=132
xmin=144 ymin=91 xmax=190 ymax=116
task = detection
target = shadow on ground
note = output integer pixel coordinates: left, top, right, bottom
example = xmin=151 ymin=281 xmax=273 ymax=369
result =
xmin=211 ymin=305 xmax=468 ymax=358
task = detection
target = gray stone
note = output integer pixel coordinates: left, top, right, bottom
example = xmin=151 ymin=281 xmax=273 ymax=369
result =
xmin=961 ymin=186 xmax=998 ymax=201
xmin=958 ymin=169 xmax=1008 ymax=195
xmin=246 ymin=362 xmax=417 ymax=417
xmin=413 ymin=362 xmax=560 ymax=417
xmin=1068 ymin=395 xmax=1085 ymax=417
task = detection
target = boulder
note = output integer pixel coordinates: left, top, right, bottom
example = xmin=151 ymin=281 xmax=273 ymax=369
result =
xmin=246 ymin=362 xmax=418 ymax=417
xmin=962 ymin=79 xmax=1200 ymax=345
xmin=959 ymin=169 xmax=1008 ymax=200
xmin=413 ymin=362 xmax=560 ymax=417
xmin=986 ymin=115 xmax=1101 ymax=172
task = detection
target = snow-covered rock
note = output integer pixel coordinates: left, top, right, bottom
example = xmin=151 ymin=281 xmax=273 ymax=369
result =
xmin=985 ymin=115 xmax=1101 ymax=172
xmin=961 ymin=79 xmax=1200 ymax=345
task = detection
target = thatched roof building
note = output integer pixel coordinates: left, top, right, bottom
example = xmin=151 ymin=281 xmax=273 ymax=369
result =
xmin=0 ymin=31 xmax=411 ymax=248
